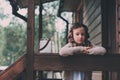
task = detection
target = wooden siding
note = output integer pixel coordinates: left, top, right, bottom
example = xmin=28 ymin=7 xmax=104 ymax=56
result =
xmin=82 ymin=0 xmax=102 ymax=80
xmin=83 ymin=0 xmax=102 ymax=45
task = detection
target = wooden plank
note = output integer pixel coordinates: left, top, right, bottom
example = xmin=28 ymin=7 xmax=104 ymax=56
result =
xmin=26 ymin=0 xmax=35 ymax=79
xmin=89 ymin=23 xmax=101 ymax=39
xmin=83 ymin=0 xmax=94 ymax=18
xmin=87 ymin=5 xmax=101 ymax=27
xmin=34 ymin=53 xmax=120 ymax=71
xmin=101 ymin=0 xmax=117 ymax=53
xmin=0 ymin=54 xmax=26 ymax=80
xmin=83 ymin=0 xmax=101 ymax=24
xmin=90 ymin=33 xmax=102 ymax=45
xmin=117 ymin=2 xmax=120 ymax=53
xmin=88 ymin=15 xmax=102 ymax=33
xmin=14 ymin=0 xmax=56 ymax=8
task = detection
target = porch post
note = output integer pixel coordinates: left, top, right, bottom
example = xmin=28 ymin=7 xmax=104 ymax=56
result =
xmin=26 ymin=0 xmax=35 ymax=79
xmin=101 ymin=0 xmax=117 ymax=80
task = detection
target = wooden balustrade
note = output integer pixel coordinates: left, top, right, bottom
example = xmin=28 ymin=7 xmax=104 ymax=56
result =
xmin=34 ymin=53 xmax=120 ymax=71
xmin=0 ymin=53 xmax=120 ymax=80
xmin=0 ymin=54 xmax=26 ymax=80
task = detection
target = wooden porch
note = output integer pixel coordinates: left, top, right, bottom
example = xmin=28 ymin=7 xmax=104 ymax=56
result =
xmin=0 ymin=0 xmax=120 ymax=80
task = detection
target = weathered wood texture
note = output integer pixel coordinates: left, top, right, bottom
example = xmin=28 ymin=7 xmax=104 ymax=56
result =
xmin=0 ymin=54 xmax=26 ymax=80
xmin=34 ymin=53 xmax=120 ymax=71
xmin=117 ymin=0 xmax=120 ymax=52
xmin=12 ymin=0 xmax=57 ymax=8
xmin=26 ymin=0 xmax=35 ymax=80
xmin=103 ymin=0 xmax=118 ymax=53
xmin=0 ymin=53 xmax=120 ymax=80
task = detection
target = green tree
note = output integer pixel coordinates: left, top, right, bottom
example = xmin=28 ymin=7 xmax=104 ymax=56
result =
xmin=0 ymin=26 xmax=6 ymax=65
xmin=0 ymin=0 xmax=62 ymax=65
xmin=42 ymin=1 xmax=59 ymax=38
xmin=1 ymin=17 xmax=27 ymax=65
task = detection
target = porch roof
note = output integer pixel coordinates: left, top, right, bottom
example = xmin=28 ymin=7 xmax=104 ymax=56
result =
xmin=12 ymin=0 xmax=57 ymax=8
xmin=58 ymin=0 xmax=82 ymax=13
xmin=13 ymin=0 xmax=82 ymax=12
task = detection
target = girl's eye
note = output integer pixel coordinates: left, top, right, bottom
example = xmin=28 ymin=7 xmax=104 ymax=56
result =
xmin=76 ymin=33 xmax=79 ymax=35
xmin=81 ymin=33 xmax=85 ymax=36
xmin=76 ymin=33 xmax=85 ymax=36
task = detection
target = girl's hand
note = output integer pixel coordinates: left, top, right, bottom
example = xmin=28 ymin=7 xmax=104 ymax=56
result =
xmin=83 ymin=46 xmax=92 ymax=53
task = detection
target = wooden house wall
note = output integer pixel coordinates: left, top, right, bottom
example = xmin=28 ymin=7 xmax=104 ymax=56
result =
xmin=83 ymin=0 xmax=102 ymax=45
xmin=82 ymin=0 xmax=102 ymax=80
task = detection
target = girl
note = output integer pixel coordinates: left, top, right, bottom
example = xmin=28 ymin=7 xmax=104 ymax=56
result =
xmin=59 ymin=23 xmax=106 ymax=80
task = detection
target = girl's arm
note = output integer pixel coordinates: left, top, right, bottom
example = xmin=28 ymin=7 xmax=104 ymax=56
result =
xmin=59 ymin=43 xmax=106 ymax=56
xmin=87 ymin=45 xmax=106 ymax=55
xmin=59 ymin=43 xmax=84 ymax=56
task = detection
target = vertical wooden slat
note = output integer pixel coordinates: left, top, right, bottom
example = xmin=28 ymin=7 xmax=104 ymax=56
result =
xmin=76 ymin=0 xmax=83 ymax=24
xmin=39 ymin=0 xmax=43 ymax=41
xmin=75 ymin=11 xmax=80 ymax=23
xmin=26 ymin=0 xmax=35 ymax=80
xmin=101 ymin=0 xmax=117 ymax=53
xmin=101 ymin=0 xmax=110 ymax=80
xmin=38 ymin=1 xmax=43 ymax=79
xmin=101 ymin=0 xmax=109 ymax=51
xmin=116 ymin=0 xmax=120 ymax=53
xmin=101 ymin=0 xmax=117 ymax=80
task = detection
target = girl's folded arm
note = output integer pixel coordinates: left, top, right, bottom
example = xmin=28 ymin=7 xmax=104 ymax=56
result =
xmin=59 ymin=43 xmax=84 ymax=56
xmin=88 ymin=46 xmax=106 ymax=55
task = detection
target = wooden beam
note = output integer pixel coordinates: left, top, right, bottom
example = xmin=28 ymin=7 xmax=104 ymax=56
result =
xmin=39 ymin=0 xmax=43 ymax=41
xmin=0 ymin=54 xmax=26 ymax=80
xmin=101 ymin=0 xmax=117 ymax=79
xmin=101 ymin=0 xmax=117 ymax=53
xmin=26 ymin=0 xmax=35 ymax=79
xmin=34 ymin=53 xmax=120 ymax=71
xmin=76 ymin=0 xmax=82 ymax=11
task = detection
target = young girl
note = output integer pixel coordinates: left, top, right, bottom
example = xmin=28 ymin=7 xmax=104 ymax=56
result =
xmin=59 ymin=23 xmax=106 ymax=80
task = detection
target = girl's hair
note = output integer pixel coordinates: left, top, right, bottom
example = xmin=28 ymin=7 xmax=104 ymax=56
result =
xmin=68 ymin=23 xmax=91 ymax=46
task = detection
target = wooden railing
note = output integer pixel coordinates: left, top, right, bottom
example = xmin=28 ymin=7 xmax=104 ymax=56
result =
xmin=34 ymin=53 xmax=120 ymax=80
xmin=0 ymin=53 xmax=120 ymax=80
xmin=0 ymin=54 xmax=26 ymax=80
xmin=34 ymin=53 xmax=120 ymax=71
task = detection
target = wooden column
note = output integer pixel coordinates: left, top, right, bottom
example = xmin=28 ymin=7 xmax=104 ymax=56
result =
xmin=101 ymin=0 xmax=117 ymax=80
xmin=39 ymin=0 xmax=43 ymax=41
xmin=38 ymin=0 xmax=43 ymax=79
xmin=101 ymin=0 xmax=117 ymax=53
xmin=75 ymin=0 xmax=83 ymax=23
xmin=26 ymin=0 xmax=35 ymax=79
xmin=101 ymin=0 xmax=110 ymax=79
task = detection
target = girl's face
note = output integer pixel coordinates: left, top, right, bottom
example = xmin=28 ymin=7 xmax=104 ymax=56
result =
xmin=73 ymin=27 xmax=86 ymax=45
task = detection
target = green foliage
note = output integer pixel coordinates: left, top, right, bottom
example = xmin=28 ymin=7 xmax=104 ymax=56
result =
xmin=0 ymin=0 xmax=66 ymax=66
xmin=0 ymin=18 xmax=27 ymax=66
xmin=42 ymin=1 xmax=59 ymax=38
xmin=0 ymin=26 xmax=6 ymax=64
xmin=34 ymin=13 xmax=39 ymax=52
xmin=0 ymin=7 xmax=8 ymax=20
xmin=59 ymin=29 xmax=67 ymax=46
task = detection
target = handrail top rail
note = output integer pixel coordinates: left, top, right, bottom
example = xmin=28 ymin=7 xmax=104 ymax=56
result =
xmin=34 ymin=53 xmax=120 ymax=71
xmin=36 ymin=53 xmax=120 ymax=56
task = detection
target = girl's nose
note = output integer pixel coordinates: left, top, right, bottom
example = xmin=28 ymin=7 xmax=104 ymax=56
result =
xmin=79 ymin=34 xmax=82 ymax=37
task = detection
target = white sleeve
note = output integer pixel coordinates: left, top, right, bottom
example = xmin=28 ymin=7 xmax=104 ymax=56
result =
xmin=59 ymin=43 xmax=84 ymax=57
xmin=87 ymin=45 xmax=106 ymax=55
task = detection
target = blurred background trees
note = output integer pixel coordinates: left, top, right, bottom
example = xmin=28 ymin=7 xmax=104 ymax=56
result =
xmin=0 ymin=0 xmax=71 ymax=66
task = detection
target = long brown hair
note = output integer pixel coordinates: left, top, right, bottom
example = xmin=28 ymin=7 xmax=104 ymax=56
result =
xmin=68 ymin=23 xmax=91 ymax=46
